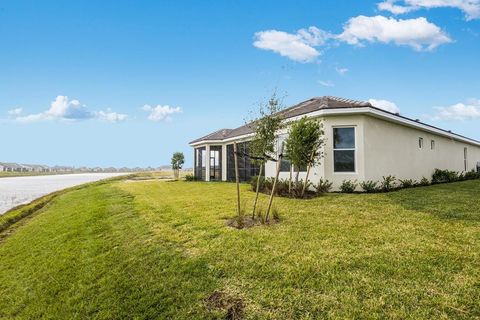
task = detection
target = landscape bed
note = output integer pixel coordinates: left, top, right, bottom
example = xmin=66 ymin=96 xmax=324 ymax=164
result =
xmin=1 ymin=177 xmax=479 ymax=319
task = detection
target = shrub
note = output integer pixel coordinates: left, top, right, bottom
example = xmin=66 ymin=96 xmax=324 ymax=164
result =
xmin=276 ymin=179 xmax=290 ymax=196
xmin=184 ymin=174 xmax=197 ymax=182
xmin=399 ymin=179 xmax=415 ymax=188
xmin=360 ymin=180 xmax=379 ymax=193
xmin=315 ymin=178 xmax=333 ymax=194
xmin=263 ymin=178 xmax=275 ymax=194
xmin=432 ymin=169 xmax=459 ymax=184
xmin=419 ymin=177 xmax=430 ymax=186
xmin=250 ymin=175 xmax=265 ymax=192
xmin=340 ymin=180 xmax=357 ymax=193
xmin=464 ymin=170 xmax=480 ymax=180
xmin=381 ymin=175 xmax=396 ymax=192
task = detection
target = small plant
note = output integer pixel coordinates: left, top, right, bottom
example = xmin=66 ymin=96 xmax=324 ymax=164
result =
xmin=340 ymin=180 xmax=357 ymax=193
xmin=256 ymin=206 xmax=266 ymax=224
xmin=399 ymin=179 xmax=415 ymax=188
xmin=315 ymin=178 xmax=333 ymax=194
xmin=272 ymin=206 xmax=280 ymax=221
xmin=360 ymin=180 xmax=379 ymax=193
xmin=419 ymin=177 xmax=430 ymax=186
xmin=184 ymin=174 xmax=197 ymax=182
xmin=380 ymin=175 xmax=396 ymax=192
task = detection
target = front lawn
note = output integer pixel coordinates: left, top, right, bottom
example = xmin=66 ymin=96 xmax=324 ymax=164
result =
xmin=1 ymin=178 xmax=479 ymax=319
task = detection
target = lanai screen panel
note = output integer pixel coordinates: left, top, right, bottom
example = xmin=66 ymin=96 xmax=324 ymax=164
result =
xmin=194 ymin=147 xmax=206 ymax=180
xmin=226 ymin=142 xmax=262 ymax=182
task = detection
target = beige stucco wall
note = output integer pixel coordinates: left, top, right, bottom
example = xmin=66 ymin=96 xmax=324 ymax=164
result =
xmin=265 ymin=114 xmax=367 ymax=190
xmin=264 ymin=113 xmax=480 ymax=190
xmin=363 ymin=116 xmax=480 ymax=182
xmin=193 ymin=113 xmax=480 ymax=190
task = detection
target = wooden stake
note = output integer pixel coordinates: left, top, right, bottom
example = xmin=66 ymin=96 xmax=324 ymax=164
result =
xmin=266 ymin=143 xmax=283 ymax=221
xmin=233 ymin=142 xmax=241 ymax=217
xmin=301 ymin=149 xmax=317 ymax=197
xmin=252 ymin=163 xmax=263 ymax=219
xmin=288 ymin=163 xmax=292 ymax=194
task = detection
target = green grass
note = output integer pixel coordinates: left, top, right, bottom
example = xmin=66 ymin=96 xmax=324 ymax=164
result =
xmin=1 ymin=179 xmax=480 ymax=319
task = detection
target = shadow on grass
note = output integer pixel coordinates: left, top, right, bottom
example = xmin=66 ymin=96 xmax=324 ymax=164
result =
xmin=385 ymin=180 xmax=480 ymax=222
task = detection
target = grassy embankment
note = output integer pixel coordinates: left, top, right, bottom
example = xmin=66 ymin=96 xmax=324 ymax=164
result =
xmin=1 ymin=176 xmax=479 ymax=319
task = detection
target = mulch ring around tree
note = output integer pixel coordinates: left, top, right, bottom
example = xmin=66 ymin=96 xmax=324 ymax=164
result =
xmin=205 ymin=290 xmax=245 ymax=320
xmin=226 ymin=216 xmax=280 ymax=229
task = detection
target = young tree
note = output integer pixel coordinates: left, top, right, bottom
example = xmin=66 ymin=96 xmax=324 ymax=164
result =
xmin=248 ymin=94 xmax=284 ymax=218
xmin=284 ymin=117 xmax=325 ymax=197
xmin=171 ymin=152 xmax=185 ymax=180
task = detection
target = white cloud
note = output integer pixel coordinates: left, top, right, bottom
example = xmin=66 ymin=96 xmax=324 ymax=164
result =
xmin=253 ymin=15 xmax=451 ymax=61
xmin=335 ymin=67 xmax=349 ymax=75
xmin=426 ymin=100 xmax=480 ymax=120
xmin=253 ymin=27 xmax=330 ymax=63
xmin=7 ymin=107 xmax=23 ymax=116
xmin=15 ymin=95 xmax=127 ymax=123
xmin=318 ymin=80 xmax=335 ymax=87
xmin=337 ymin=15 xmax=452 ymax=51
xmin=143 ymin=104 xmax=182 ymax=121
xmin=378 ymin=0 xmax=414 ymax=14
xmin=368 ymin=98 xmax=401 ymax=113
xmin=377 ymin=0 xmax=480 ymax=20
xmin=95 ymin=109 xmax=128 ymax=122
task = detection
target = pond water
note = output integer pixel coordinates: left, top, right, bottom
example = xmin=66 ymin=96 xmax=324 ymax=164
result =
xmin=0 ymin=173 xmax=129 ymax=215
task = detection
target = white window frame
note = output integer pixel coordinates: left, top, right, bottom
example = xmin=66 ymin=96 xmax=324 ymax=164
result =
xmin=431 ymin=140 xmax=435 ymax=150
xmin=419 ymin=137 xmax=424 ymax=149
xmin=333 ymin=126 xmax=357 ymax=174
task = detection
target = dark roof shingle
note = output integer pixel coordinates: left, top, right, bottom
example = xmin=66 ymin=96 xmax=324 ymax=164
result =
xmin=189 ymin=96 xmax=371 ymax=144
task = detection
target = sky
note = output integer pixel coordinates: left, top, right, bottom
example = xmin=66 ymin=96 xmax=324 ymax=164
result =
xmin=1 ymin=0 xmax=479 ymax=168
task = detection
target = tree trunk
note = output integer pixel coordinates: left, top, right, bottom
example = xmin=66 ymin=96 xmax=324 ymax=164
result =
xmin=266 ymin=144 xmax=283 ymax=222
xmin=301 ymin=150 xmax=316 ymax=198
xmin=252 ymin=163 xmax=263 ymax=219
xmin=233 ymin=142 xmax=241 ymax=218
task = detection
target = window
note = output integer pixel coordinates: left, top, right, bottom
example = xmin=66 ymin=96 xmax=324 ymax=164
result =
xmin=419 ymin=137 xmax=424 ymax=149
xmin=464 ymin=147 xmax=468 ymax=171
xmin=333 ymin=127 xmax=355 ymax=172
xmin=431 ymin=140 xmax=435 ymax=150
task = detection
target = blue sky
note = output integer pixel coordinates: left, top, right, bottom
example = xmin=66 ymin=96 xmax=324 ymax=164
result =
xmin=1 ymin=0 xmax=479 ymax=167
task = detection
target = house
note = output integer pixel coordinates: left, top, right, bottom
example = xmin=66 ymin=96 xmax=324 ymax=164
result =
xmin=0 ymin=162 xmax=23 ymax=172
xmin=189 ymin=96 xmax=480 ymax=190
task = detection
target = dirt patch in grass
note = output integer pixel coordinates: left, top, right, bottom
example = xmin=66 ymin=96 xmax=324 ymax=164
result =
xmin=205 ymin=290 xmax=245 ymax=320
xmin=226 ymin=216 xmax=279 ymax=229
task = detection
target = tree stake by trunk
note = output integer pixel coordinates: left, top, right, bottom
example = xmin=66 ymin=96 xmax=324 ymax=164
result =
xmin=233 ymin=142 xmax=241 ymax=218
xmin=266 ymin=143 xmax=283 ymax=221
xmin=252 ymin=163 xmax=263 ymax=219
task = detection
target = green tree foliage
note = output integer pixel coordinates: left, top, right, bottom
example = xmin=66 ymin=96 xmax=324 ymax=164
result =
xmin=247 ymin=94 xmax=284 ymax=218
xmin=248 ymin=95 xmax=284 ymax=163
xmin=171 ymin=152 xmax=185 ymax=179
xmin=284 ymin=117 xmax=325 ymax=184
